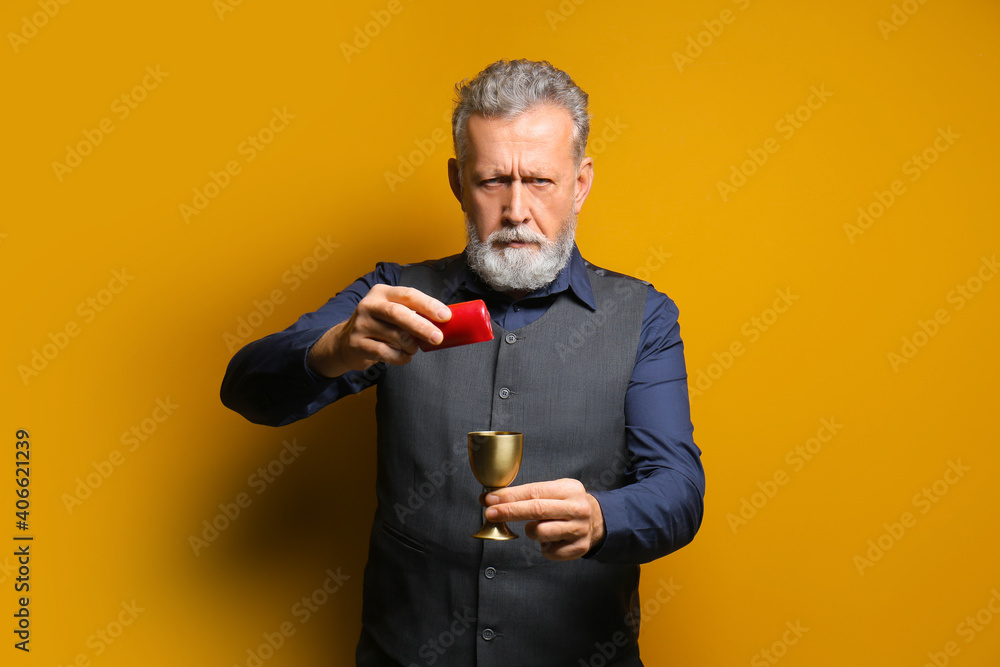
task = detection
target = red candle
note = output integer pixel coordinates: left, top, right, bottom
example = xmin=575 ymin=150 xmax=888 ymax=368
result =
xmin=418 ymin=299 xmax=494 ymax=352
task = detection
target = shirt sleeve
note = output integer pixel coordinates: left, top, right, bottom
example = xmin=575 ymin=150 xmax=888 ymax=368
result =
xmin=219 ymin=262 xmax=402 ymax=426
xmin=587 ymin=285 xmax=706 ymax=564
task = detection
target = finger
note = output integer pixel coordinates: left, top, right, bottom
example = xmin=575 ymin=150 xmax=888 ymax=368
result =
xmin=382 ymin=286 xmax=452 ymax=322
xmin=523 ymin=526 xmax=587 ymax=561
xmin=541 ymin=541 xmax=587 ymax=561
xmin=355 ymin=318 xmax=421 ymax=356
xmin=530 ymin=518 xmax=588 ymax=543
xmin=356 ymin=338 xmax=414 ymax=366
xmin=366 ymin=299 xmax=445 ymax=346
xmin=484 ymin=498 xmax=586 ymax=523
xmin=487 ymin=479 xmax=581 ymax=505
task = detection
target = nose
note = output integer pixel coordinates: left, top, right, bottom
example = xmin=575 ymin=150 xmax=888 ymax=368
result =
xmin=503 ymin=181 xmax=530 ymax=225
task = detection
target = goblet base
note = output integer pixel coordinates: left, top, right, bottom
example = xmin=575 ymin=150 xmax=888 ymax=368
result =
xmin=472 ymin=521 xmax=518 ymax=540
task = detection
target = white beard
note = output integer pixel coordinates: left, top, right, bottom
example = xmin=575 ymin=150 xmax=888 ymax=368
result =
xmin=465 ymin=214 xmax=577 ymax=295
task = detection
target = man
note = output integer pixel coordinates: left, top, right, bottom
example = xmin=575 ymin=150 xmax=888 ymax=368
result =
xmin=221 ymin=59 xmax=704 ymax=666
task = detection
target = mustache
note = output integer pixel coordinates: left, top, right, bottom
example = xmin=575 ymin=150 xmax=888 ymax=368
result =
xmin=486 ymin=226 xmax=550 ymax=246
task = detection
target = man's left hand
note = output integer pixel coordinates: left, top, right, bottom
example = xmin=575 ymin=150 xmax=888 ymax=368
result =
xmin=484 ymin=479 xmax=605 ymax=561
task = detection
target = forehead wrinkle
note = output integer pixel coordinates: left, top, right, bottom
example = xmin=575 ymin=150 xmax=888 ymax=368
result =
xmin=467 ymin=106 xmax=574 ymax=148
xmin=472 ymin=160 xmax=556 ymax=180
xmin=470 ymin=146 xmax=558 ymax=176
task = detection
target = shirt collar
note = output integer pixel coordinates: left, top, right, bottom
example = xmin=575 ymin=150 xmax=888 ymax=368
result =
xmin=448 ymin=243 xmax=597 ymax=310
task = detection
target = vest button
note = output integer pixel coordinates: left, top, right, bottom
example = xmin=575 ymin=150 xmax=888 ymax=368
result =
xmin=484 ymin=566 xmax=496 ymax=579
xmin=498 ymin=387 xmax=511 ymax=399
xmin=482 ymin=628 xmax=495 ymax=641
xmin=504 ymin=333 xmax=517 ymax=344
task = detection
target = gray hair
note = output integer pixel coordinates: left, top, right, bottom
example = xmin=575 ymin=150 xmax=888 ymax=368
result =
xmin=451 ymin=59 xmax=591 ymax=173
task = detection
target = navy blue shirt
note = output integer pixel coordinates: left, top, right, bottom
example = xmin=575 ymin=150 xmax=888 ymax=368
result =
xmin=221 ymin=244 xmax=705 ymax=564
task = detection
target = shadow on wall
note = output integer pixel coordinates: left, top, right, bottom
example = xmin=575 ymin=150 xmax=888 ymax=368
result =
xmin=204 ymin=389 xmax=380 ymax=661
xmin=191 ymin=229 xmax=472 ymax=662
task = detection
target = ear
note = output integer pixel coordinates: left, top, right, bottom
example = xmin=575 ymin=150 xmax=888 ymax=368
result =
xmin=448 ymin=158 xmax=465 ymax=210
xmin=573 ymin=156 xmax=594 ymax=214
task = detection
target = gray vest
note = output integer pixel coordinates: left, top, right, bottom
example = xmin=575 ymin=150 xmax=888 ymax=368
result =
xmin=360 ymin=256 xmax=648 ymax=667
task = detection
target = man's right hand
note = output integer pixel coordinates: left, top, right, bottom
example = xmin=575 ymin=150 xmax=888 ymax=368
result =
xmin=306 ymin=285 xmax=452 ymax=378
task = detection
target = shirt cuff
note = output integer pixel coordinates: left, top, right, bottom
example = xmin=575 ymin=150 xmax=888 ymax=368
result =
xmin=583 ymin=490 xmax=628 ymax=561
xmin=301 ymin=329 xmax=337 ymax=386
xmin=301 ymin=327 xmax=384 ymax=395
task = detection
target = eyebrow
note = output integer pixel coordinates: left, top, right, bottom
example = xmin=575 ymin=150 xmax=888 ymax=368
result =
xmin=471 ymin=168 xmax=554 ymax=180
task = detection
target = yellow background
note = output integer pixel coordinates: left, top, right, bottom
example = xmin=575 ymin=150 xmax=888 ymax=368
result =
xmin=4 ymin=0 xmax=999 ymax=665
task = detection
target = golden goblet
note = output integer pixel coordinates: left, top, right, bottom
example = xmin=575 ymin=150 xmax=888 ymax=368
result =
xmin=468 ymin=431 xmax=523 ymax=540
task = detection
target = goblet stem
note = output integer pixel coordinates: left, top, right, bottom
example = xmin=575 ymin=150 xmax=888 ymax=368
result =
xmin=473 ymin=486 xmax=518 ymax=540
